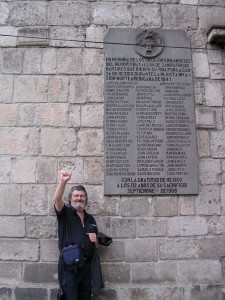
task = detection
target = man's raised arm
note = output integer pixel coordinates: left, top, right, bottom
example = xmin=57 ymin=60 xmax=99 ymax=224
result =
xmin=53 ymin=171 xmax=72 ymax=212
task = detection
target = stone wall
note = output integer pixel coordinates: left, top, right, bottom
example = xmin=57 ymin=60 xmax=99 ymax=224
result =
xmin=0 ymin=0 xmax=225 ymax=299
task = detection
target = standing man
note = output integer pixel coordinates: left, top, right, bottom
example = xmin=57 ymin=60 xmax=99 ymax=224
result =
xmin=53 ymin=171 xmax=99 ymax=300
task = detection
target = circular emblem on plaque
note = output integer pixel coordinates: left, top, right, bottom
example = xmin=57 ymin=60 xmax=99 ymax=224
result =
xmin=134 ymin=30 xmax=163 ymax=58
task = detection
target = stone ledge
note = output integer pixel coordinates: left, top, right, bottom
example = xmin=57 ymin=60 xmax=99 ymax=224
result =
xmin=208 ymin=27 xmax=225 ymax=47
xmin=17 ymin=27 xmax=49 ymax=46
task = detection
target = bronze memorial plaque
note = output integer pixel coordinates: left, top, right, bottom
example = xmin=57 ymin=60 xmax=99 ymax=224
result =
xmin=104 ymin=28 xmax=198 ymax=195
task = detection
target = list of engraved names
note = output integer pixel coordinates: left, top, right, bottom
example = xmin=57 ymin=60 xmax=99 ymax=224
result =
xmin=105 ymin=55 xmax=197 ymax=195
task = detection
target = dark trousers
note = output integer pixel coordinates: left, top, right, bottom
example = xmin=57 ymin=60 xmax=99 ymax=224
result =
xmin=61 ymin=260 xmax=91 ymax=300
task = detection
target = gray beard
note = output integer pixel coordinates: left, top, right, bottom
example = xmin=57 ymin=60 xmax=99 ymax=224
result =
xmin=72 ymin=202 xmax=86 ymax=211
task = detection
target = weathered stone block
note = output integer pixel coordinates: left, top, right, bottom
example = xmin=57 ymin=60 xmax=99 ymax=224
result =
xmin=177 ymin=260 xmax=222 ymax=284
xmin=48 ymin=76 xmax=69 ymax=103
xmin=96 ymin=217 xmax=136 ymax=238
xmin=0 ymin=157 xmax=12 ymax=184
xmin=149 ymin=286 xmax=184 ymax=300
xmin=58 ymin=157 xmax=84 ymax=183
xmin=190 ymin=285 xmax=223 ymax=300
xmin=0 ymin=2 xmax=9 ymax=25
xmin=196 ymin=185 xmax=221 ymax=215
xmin=37 ymin=158 xmax=57 ymax=184
xmin=27 ymin=128 xmax=40 ymax=156
xmin=69 ymin=105 xmax=81 ymax=128
xmin=21 ymin=184 xmax=48 ymax=215
xmin=131 ymin=262 xmax=177 ymax=284
xmin=18 ymin=104 xmax=35 ymax=126
xmin=199 ymin=159 xmax=221 ymax=185
xmin=221 ymin=257 xmax=225 ymax=276
xmin=85 ymin=185 xmax=105 ymax=206
xmin=154 ymin=196 xmax=178 ymax=217
xmin=210 ymin=131 xmax=225 ymax=158
xmin=26 ymin=216 xmax=57 ymax=238
xmin=93 ymin=288 xmax=118 ymax=300
xmin=194 ymin=79 xmax=204 ymax=105
xmin=40 ymin=239 xmax=59 ymax=262
xmin=222 ymin=163 xmax=225 ymax=185
xmin=98 ymin=240 xmax=124 ymax=262
xmin=0 ymin=104 xmax=17 ymax=126
xmin=162 ymin=4 xmax=197 ymax=29
xmin=0 ymin=287 xmax=12 ymax=300
xmin=50 ymin=26 xmax=85 ymax=48
xmin=86 ymin=25 xmax=104 ymax=48
xmin=88 ymin=75 xmax=104 ymax=103
xmin=83 ymin=49 xmax=103 ymax=74
xmin=11 ymin=157 xmax=36 ymax=183
xmin=48 ymin=184 xmax=68 ymax=215
xmin=10 ymin=2 xmax=47 ymax=26
xmin=198 ymin=6 xmax=225 ymax=31
xmin=81 ymin=104 xmax=103 ymax=127
xmin=77 ymin=129 xmax=103 ymax=156
xmin=0 ymin=27 xmax=17 ymax=47
xmin=40 ymin=128 xmax=77 ymax=156
xmin=0 ymin=239 xmax=39 ymax=261
xmin=0 ymin=184 xmax=20 ymax=214
xmin=159 ymin=238 xmax=197 ymax=259
xmin=23 ymin=48 xmax=42 ymax=74
xmin=102 ymin=263 xmax=130 ymax=283
xmin=210 ymin=65 xmax=225 ymax=80
xmin=121 ymin=197 xmax=153 ymax=217
xmin=215 ymin=107 xmax=223 ymax=130
xmin=208 ymin=216 xmax=225 ymax=235
xmin=187 ymin=29 xmax=208 ymax=49
xmin=42 ymin=49 xmax=57 ymax=74
xmin=14 ymin=288 xmax=48 ymax=300
xmin=17 ymin=27 xmax=49 ymax=47
xmin=204 ymin=80 xmax=223 ymax=106
xmin=2 ymin=48 xmax=24 ymax=74
xmin=197 ymin=130 xmax=210 ymax=157
xmin=0 ymin=217 xmax=25 ymax=237
xmin=57 ymin=49 xmax=83 ymax=74
xmin=125 ymin=239 xmax=157 ymax=262
xmin=69 ymin=76 xmax=88 ymax=103
xmin=179 ymin=196 xmax=196 ymax=215
xmin=196 ymin=108 xmax=216 ymax=128
xmin=137 ymin=218 xmax=167 ymax=236
xmin=168 ymin=217 xmax=208 ymax=236
xmin=84 ymin=157 xmax=103 ymax=184
xmin=197 ymin=236 xmax=225 ymax=258
xmin=0 ymin=75 xmax=13 ymax=102
xmin=49 ymin=2 xmax=91 ymax=26
xmin=110 ymin=218 xmax=136 ymax=238
xmin=92 ymin=3 xmax=132 ymax=26
xmin=125 ymin=288 xmax=150 ymax=300
xmin=35 ymin=103 xmax=67 ymax=127
xmin=0 ymin=262 xmax=22 ymax=284
xmin=181 ymin=0 xmax=198 ymax=4
xmin=200 ymin=0 xmax=225 ymax=5
xmin=192 ymin=53 xmax=209 ymax=78
xmin=0 ymin=128 xmax=28 ymax=155
xmin=14 ymin=76 xmax=48 ymax=102
xmin=133 ymin=3 xmax=161 ymax=27
xmin=23 ymin=263 xmax=58 ymax=283
xmin=88 ymin=195 xmax=119 ymax=217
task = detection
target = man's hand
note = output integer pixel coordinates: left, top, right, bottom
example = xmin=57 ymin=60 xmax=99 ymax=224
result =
xmin=53 ymin=171 xmax=72 ymax=212
xmin=87 ymin=233 xmax=97 ymax=243
xmin=60 ymin=171 xmax=72 ymax=183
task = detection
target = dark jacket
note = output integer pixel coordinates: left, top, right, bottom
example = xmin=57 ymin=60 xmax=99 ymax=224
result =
xmin=91 ymin=232 xmax=112 ymax=297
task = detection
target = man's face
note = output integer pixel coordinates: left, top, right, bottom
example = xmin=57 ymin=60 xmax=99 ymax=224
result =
xmin=71 ymin=190 xmax=87 ymax=211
